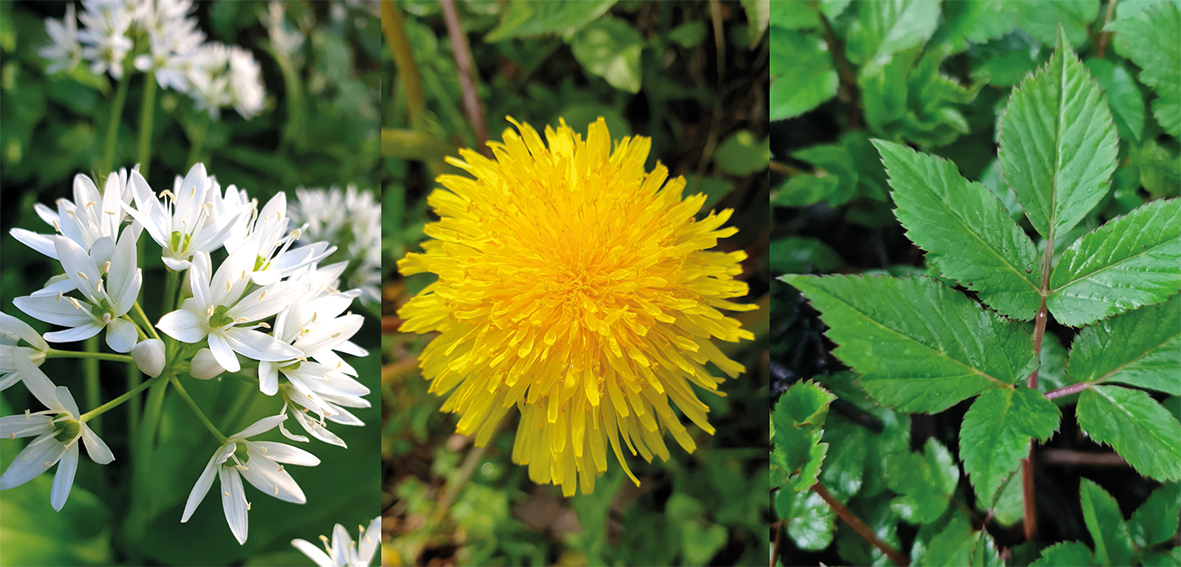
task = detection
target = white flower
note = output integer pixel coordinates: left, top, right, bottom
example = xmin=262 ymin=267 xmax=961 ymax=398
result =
xmin=156 ymin=248 xmax=303 ymax=373
xmin=123 ymin=163 xmax=241 ymax=271
xmin=190 ymin=347 xmax=226 ymax=380
xmin=132 ymin=0 xmax=205 ymax=92
xmin=0 ymin=313 xmax=50 ymax=391
xmin=11 ymin=167 xmax=139 ymax=262
xmin=77 ymin=0 xmax=135 ymax=80
xmin=181 ymin=415 xmax=319 ymax=544
xmin=279 ymin=384 xmax=368 ymax=448
xmin=228 ymin=46 xmax=266 ymax=119
xmin=263 ymin=2 xmax=304 ymax=60
xmin=289 ymin=186 xmax=381 ymax=305
xmin=260 ymin=291 xmax=366 ymax=399
xmin=0 ymin=355 xmax=115 ymax=511
xmin=13 ymin=226 xmax=143 ymax=353
xmin=186 ymin=42 xmax=231 ymax=119
xmin=40 ymin=3 xmax=82 ymax=75
xmin=132 ymin=338 xmax=166 ymax=377
xmin=291 ymin=516 xmax=381 ymax=567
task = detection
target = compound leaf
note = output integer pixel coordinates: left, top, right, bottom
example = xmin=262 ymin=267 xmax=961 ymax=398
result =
xmin=1030 ymin=542 xmax=1098 ymax=567
xmin=998 ymin=27 xmax=1119 ymax=243
xmin=1107 ymin=2 xmax=1181 ymax=136
xmin=846 ymin=0 xmax=940 ymax=72
xmin=773 ymin=381 xmax=837 ymax=491
xmin=1048 ymin=198 xmax=1181 ymax=327
xmin=1129 ymin=482 xmax=1180 ymax=548
xmin=1066 ymin=296 xmax=1181 ymax=395
xmin=875 ymin=140 xmax=1042 ymax=319
xmin=1076 ymin=385 xmax=1181 ymax=482
xmin=961 ymin=387 xmax=1061 ymax=506
xmin=782 ymin=274 xmax=1038 ymax=413
xmin=770 ymin=28 xmax=838 ymax=120
xmin=921 ymin=513 xmax=974 ymax=566
xmin=887 ymin=438 xmax=959 ymax=524
xmin=1079 ymin=478 xmax=1135 ymax=567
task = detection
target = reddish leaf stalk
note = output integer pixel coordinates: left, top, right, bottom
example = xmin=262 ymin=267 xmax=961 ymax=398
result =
xmin=1045 ymin=381 xmax=1090 ymax=399
xmin=439 ymin=0 xmax=491 ymax=157
xmin=813 ymin=483 xmax=909 ymax=566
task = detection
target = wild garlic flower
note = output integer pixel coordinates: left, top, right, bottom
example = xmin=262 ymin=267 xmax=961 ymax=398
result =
xmin=289 ymin=186 xmax=381 ymax=305
xmin=11 ymin=167 xmax=138 ymax=261
xmin=186 ymin=41 xmax=231 ymax=119
xmin=14 ymin=226 xmax=143 ymax=353
xmin=40 ymin=3 xmax=82 ymax=75
xmin=227 ymin=46 xmax=266 ymax=120
xmin=235 ymin=192 xmax=334 ymax=286
xmin=278 ymin=384 xmax=367 ymax=448
xmin=181 ymin=415 xmax=319 ymax=545
xmin=0 ymin=314 xmax=50 ymax=391
xmin=76 ymin=0 xmax=135 ymax=80
xmin=398 ymin=117 xmax=756 ymax=496
xmin=0 ymin=355 xmax=115 ymax=511
xmin=124 ymin=163 xmax=242 ymax=271
xmin=291 ymin=516 xmax=381 ymax=567
xmin=132 ymin=0 xmax=205 ymax=92
xmin=156 ymin=249 xmax=303 ymax=373
xmin=263 ymin=2 xmax=305 ymax=60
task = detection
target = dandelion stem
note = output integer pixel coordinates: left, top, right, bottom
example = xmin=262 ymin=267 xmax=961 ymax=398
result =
xmin=81 ymin=373 xmax=163 ymax=422
xmin=170 ymin=374 xmax=228 ymax=444
xmin=137 ymin=71 xmax=157 ymax=178
xmin=101 ymin=72 xmax=132 ymax=176
xmin=46 ymin=347 xmax=134 ymax=363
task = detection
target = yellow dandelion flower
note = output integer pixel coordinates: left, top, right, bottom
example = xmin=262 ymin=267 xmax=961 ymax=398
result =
xmin=397 ymin=117 xmax=757 ymax=496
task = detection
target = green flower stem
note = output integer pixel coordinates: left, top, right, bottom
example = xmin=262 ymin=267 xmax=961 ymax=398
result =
xmin=80 ymin=374 xmax=163 ymax=422
xmin=137 ymin=71 xmax=157 ymax=177
xmin=170 ymin=374 xmax=228 ymax=444
xmin=127 ymin=376 xmax=169 ymax=552
xmin=221 ymin=377 xmax=258 ymax=434
xmin=133 ymin=301 xmax=162 ymax=342
xmin=186 ymin=113 xmax=209 ymax=168
xmin=45 ymin=348 xmax=134 ymax=363
xmin=101 ymin=72 xmax=132 ymax=177
xmin=83 ymin=335 xmax=102 ymax=435
xmin=163 ymin=268 xmax=179 ymax=318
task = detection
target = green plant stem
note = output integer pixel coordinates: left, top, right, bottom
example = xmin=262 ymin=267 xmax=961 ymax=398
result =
xmin=813 ymin=482 xmax=909 ymax=566
xmin=439 ymin=0 xmax=490 ymax=156
xmin=101 ymin=72 xmax=132 ymax=176
xmin=45 ymin=348 xmax=134 ymax=363
xmin=83 ymin=335 xmax=102 ymax=435
xmin=1097 ymin=0 xmax=1119 ymax=58
xmin=81 ymin=374 xmax=163 ymax=422
xmin=271 ymin=48 xmax=305 ymax=154
xmin=186 ymin=113 xmax=209 ymax=168
xmin=170 ymin=375 xmax=228 ymax=444
xmin=818 ymin=10 xmax=860 ymax=130
xmin=137 ymin=71 xmax=158 ymax=177
xmin=127 ymin=377 xmax=169 ymax=558
xmin=132 ymin=301 xmax=162 ymax=342
xmin=1045 ymin=381 xmax=1090 ymax=400
xmin=221 ymin=377 xmax=258 ymax=434
xmin=163 ymin=269 xmax=179 ymax=318
xmin=384 ymin=1 xmax=426 ymax=131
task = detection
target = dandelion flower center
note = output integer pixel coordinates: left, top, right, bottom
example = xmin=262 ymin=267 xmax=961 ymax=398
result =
xmin=399 ymin=117 xmax=756 ymax=496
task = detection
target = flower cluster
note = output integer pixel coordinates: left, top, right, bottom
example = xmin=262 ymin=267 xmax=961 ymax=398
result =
xmin=398 ymin=117 xmax=756 ymax=496
xmin=288 ymin=186 xmax=382 ymax=306
xmin=40 ymin=0 xmax=266 ymax=119
xmin=1 ymin=163 xmax=372 ymax=545
xmin=291 ymin=516 xmax=382 ymax=567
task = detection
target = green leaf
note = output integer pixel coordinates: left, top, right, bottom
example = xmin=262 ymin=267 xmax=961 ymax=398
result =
xmin=769 ymin=28 xmax=838 ymax=120
xmin=1076 ymin=385 xmax=1181 ymax=482
xmin=1107 ymin=2 xmax=1181 ymax=136
xmin=921 ymin=513 xmax=974 ymax=566
xmin=1129 ymin=482 xmax=1181 ymax=548
xmin=1131 ymin=137 xmax=1181 ymax=199
xmin=845 ymin=0 xmax=941 ymax=72
xmin=836 ymin=496 xmax=901 ymax=567
xmin=1011 ymin=0 xmax=1099 ymax=47
xmin=485 ymin=0 xmax=617 ymax=41
xmin=998 ymin=27 xmax=1120 ymax=243
xmin=931 ymin=0 xmax=1016 ymax=54
xmin=741 ymin=0 xmax=770 ymax=47
xmin=667 ymin=21 xmax=706 ymax=48
xmin=1085 ymin=58 xmax=1147 ymax=143
xmin=875 ymin=140 xmax=1042 ymax=319
xmin=860 ymin=45 xmax=918 ymax=137
xmin=777 ymin=488 xmax=836 ymax=551
xmin=1079 ymin=478 xmax=1135 ymax=567
xmin=787 ymin=441 xmax=829 ymax=492
xmin=1142 ymin=549 xmax=1181 ymax=567
xmin=713 ymin=130 xmax=769 ymax=175
xmin=771 ymin=173 xmax=842 ymax=207
xmin=770 ymin=1 xmax=819 ymax=30
xmin=0 ymin=475 xmax=113 ymax=566
xmin=684 ymin=174 xmax=735 ymax=212
xmin=1037 ymin=333 xmax=1074 ymax=406
xmin=1066 ymin=296 xmax=1181 ymax=395
xmin=961 ymin=387 xmax=1061 ymax=505
xmin=843 ymin=131 xmax=892 ymax=201
xmin=1047 ymin=198 xmax=1181 ymax=327
xmin=887 ymin=438 xmax=959 ymax=524
xmin=782 ymin=274 xmax=1038 ymax=413
xmin=773 ymin=381 xmax=836 ymax=491
xmin=989 ymin=471 xmax=1024 ymax=525
xmin=969 ymin=529 xmax=1003 ymax=567
xmin=792 ymin=142 xmax=860 ymax=202
xmin=569 ymin=19 xmax=643 ymax=93
xmin=819 ymin=415 xmax=869 ymax=501
xmin=770 ymin=237 xmax=844 ymax=274
xmin=1030 ymin=541 xmax=1099 ymax=567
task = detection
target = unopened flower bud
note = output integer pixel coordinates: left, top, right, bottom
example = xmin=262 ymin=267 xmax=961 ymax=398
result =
xmin=132 ymin=339 xmax=165 ymax=377
xmin=191 ymin=348 xmax=225 ymax=380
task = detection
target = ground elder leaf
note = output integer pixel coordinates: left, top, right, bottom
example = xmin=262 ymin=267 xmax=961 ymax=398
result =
xmin=1076 ymin=385 xmax=1181 ymax=482
xmin=997 ymin=26 xmax=1119 ymax=243
xmin=887 ymin=438 xmax=959 ymax=525
xmin=875 ymin=140 xmax=1041 ymax=319
xmin=782 ymin=274 xmax=1038 ymax=413
xmin=1079 ymin=478 xmax=1135 ymax=567
xmin=1030 ymin=542 xmax=1098 ymax=567
xmin=1129 ymin=482 xmax=1180 ymax=548
xmin=960 ymin=387 xmax=1061 ymax=506
xmin=1107 ymin=2 xmax=1181 ymax=136
xmin=1048 ymin=198 xmax=1181 ymax=328
xmin=1066 ymin=296 xmax=1181 ymax=395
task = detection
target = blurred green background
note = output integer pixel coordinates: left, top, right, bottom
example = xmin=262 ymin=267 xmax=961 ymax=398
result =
xmin=0 ymin=1 xmax=382 ymax=565
xmin=383 ymin=1 xmax=771 ymax=565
